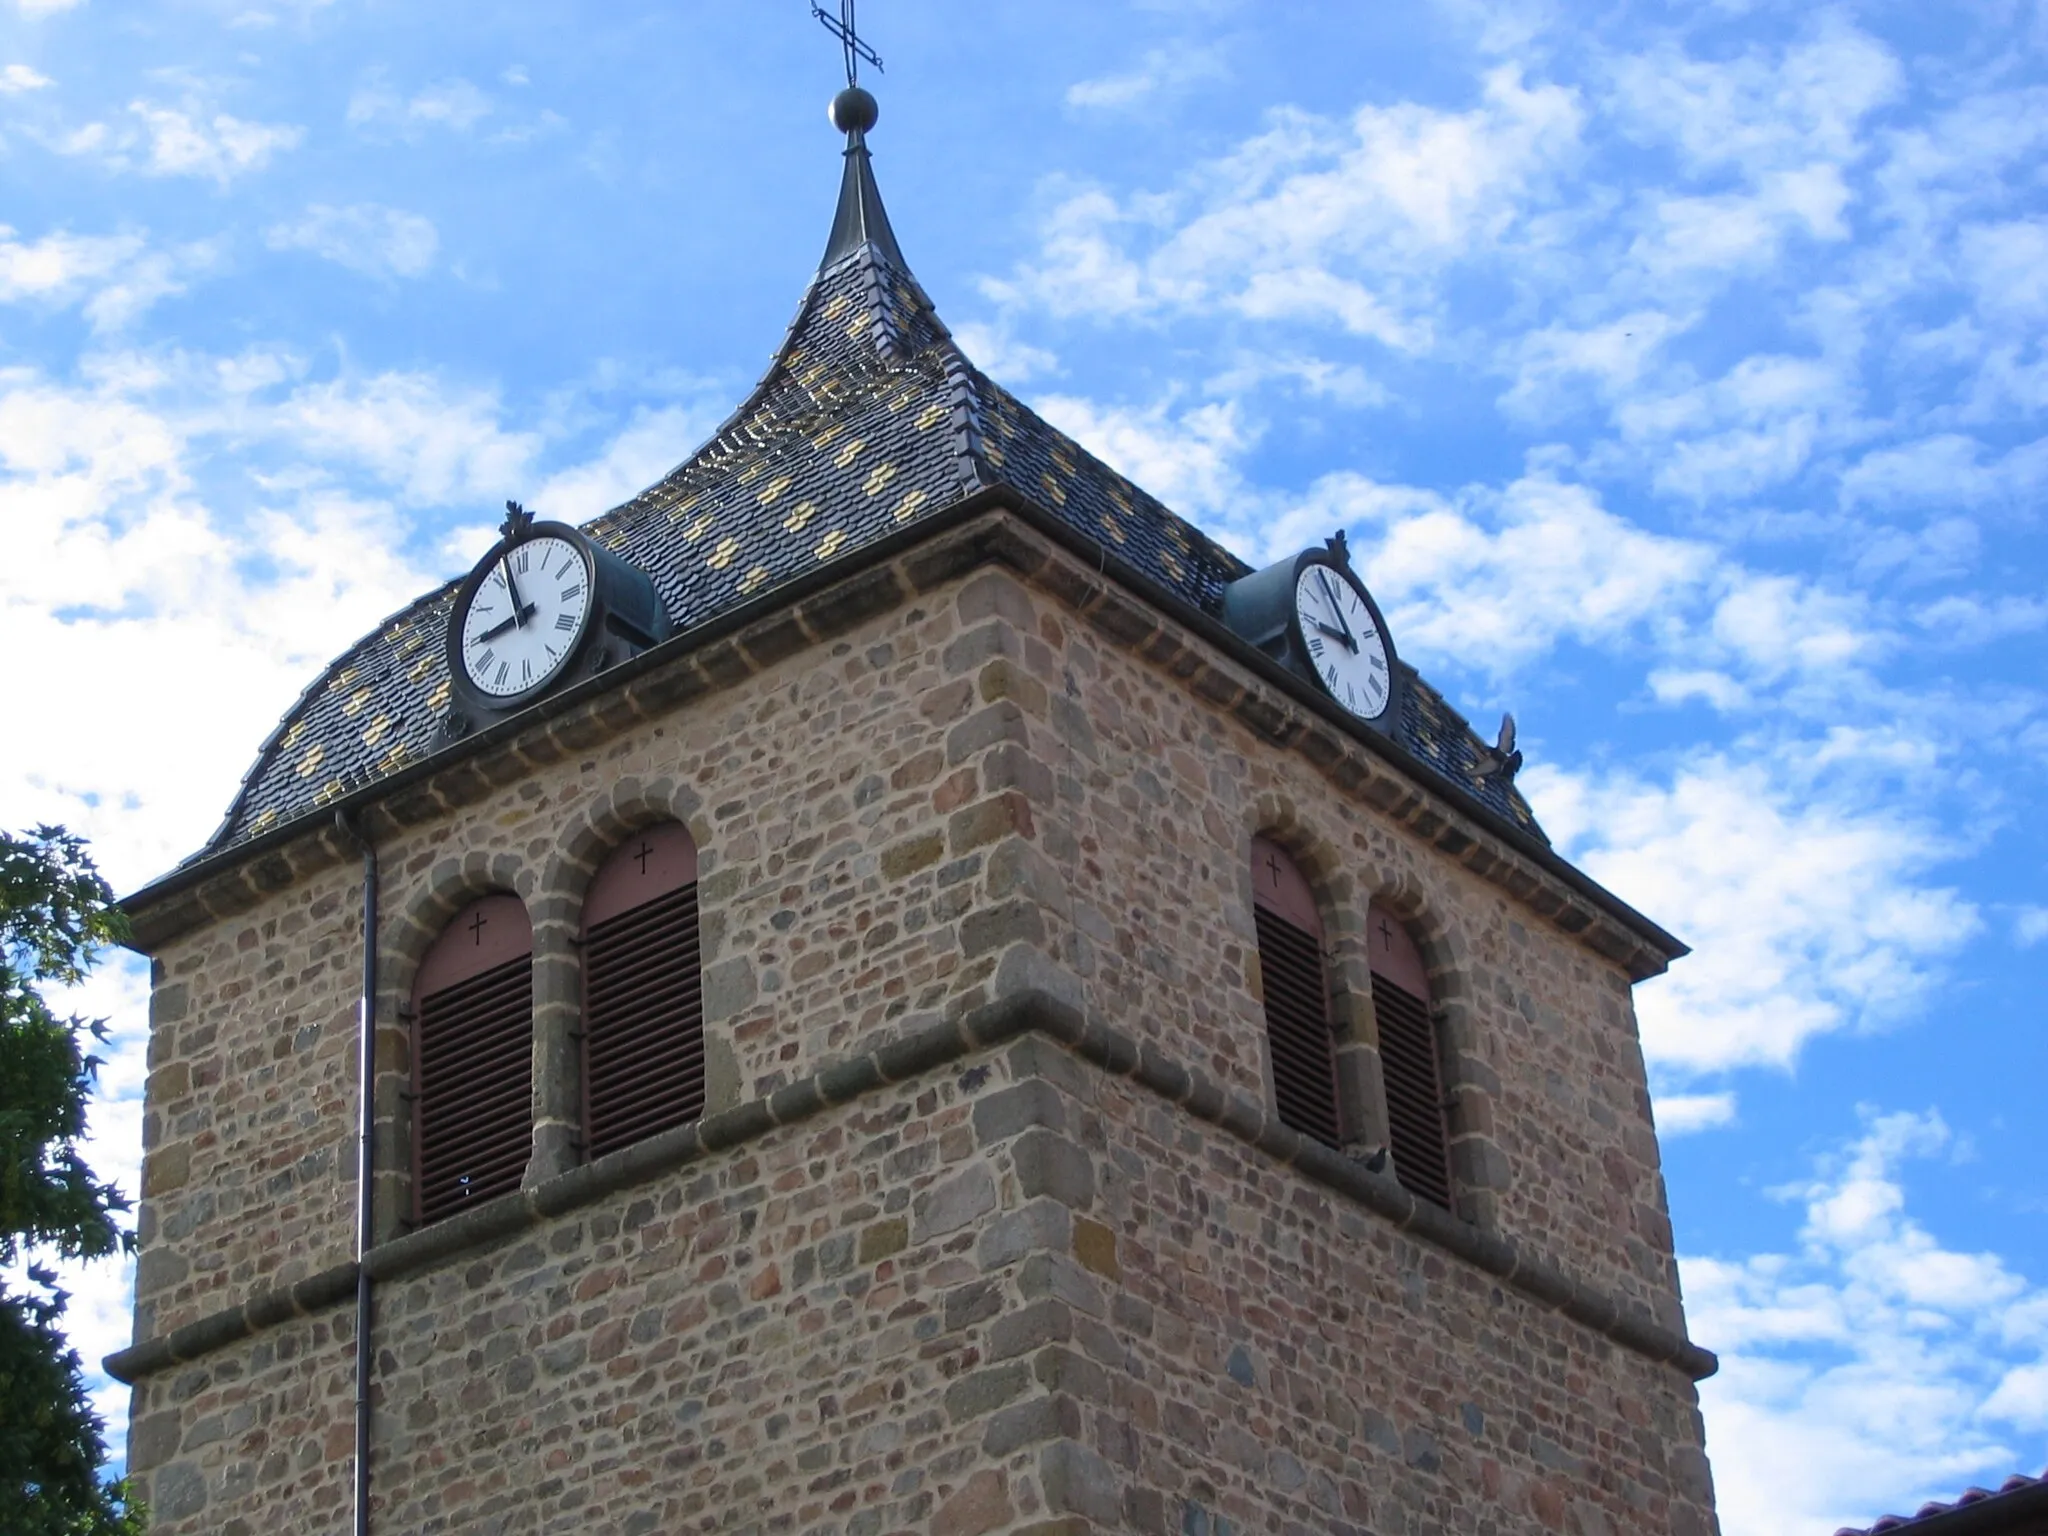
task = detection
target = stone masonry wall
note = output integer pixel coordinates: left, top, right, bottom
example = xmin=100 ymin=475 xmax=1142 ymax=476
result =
xmin=136 ymin=860 xmax=365 ymax=1341
xmin=126 ymin=1031 xmax=1716 ymax=1536
xmin=126 ymin=520 xmax=1713 ymax=1531
xmin=924 ymin=567 xmax=1686 ymax=1329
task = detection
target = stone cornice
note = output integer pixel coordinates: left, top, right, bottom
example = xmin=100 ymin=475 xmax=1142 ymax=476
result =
xmin=105 ymin=982 xmax=1717 ymax=1385
xmin=121 ymin=497 xmax=1683 ymax=979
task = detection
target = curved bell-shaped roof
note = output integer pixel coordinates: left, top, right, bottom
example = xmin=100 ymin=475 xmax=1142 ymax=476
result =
xmin=201 ymin=120 xmax=1547 ymax=863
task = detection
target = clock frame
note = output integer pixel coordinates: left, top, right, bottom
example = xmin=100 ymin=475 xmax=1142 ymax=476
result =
xmin=1219 ymin=533 xmax=1402 ymax=733
xmin=442 ymin=505 xmax=671 ymax=735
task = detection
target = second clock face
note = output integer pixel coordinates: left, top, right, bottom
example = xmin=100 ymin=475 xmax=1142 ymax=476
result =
xmin=459 ymin=535 xmax=592 ymax=699
xmin=1293 ymin=563 xmax=1392 ymax=722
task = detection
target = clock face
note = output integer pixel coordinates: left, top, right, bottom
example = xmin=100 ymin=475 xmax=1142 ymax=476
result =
xmin=458 ymin=534 xmax=592 ymax=700
xmin=1294 ymin=563 xmax=1392 ymax=721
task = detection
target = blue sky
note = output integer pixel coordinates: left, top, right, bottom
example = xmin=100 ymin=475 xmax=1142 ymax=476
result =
xmin=1 ymin=2 xmax=2043 ymax=1530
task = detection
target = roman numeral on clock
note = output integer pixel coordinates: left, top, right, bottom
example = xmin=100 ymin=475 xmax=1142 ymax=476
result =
xmin=555 ymin=613 xmax=576 ymax=631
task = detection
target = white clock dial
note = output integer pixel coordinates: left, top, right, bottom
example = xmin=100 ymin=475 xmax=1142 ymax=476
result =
xmin=1294 ymin=564 xmax=1392 ymax=721
xmin=460 ymin=535 xmax=591 ymax=699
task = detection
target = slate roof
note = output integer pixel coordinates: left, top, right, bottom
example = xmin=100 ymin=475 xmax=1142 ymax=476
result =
xmin=201 ymin=124 xmax=1547 ymax=860
xmin=1836 ymin=1468 xmax=2048 ymax=1534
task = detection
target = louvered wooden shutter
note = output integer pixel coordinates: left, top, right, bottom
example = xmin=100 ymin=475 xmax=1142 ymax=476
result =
xmin=413 ymin=894 xmax=534 ymax=1225
xmin=1367 ymin=905 xmax=1452 ymax=1210
xmin=1251 ymin=837 xmax=1341 ymax=1149
xmin=582 ymin=823 xmax=705 ymax=1160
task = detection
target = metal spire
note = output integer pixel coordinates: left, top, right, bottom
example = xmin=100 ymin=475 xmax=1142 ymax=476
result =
xmin=815 ymin=1 xmax=902 ymax=270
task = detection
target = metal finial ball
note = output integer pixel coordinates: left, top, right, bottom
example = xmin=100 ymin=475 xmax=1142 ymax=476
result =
xmin=830 ymin=86 xmax=879 ymax=134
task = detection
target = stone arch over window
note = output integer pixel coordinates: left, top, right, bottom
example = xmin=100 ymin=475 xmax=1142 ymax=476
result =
xmin=1250 ymin=835 xmax=1342 ymax=1148
xmin=1366 ymin=901 xmax=1453 ymax=1210
xmin=580 ymin=821 xmax=705 ymax=1159
xmin=409 ymin=892 xmax=534 ymax=1225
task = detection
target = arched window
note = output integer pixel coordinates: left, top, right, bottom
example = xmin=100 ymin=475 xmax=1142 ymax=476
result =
xmin=1367 ymin=904 xmax=1451 ymax=1209
xmin=581 ymin=822 xmax=704 ymax=1160
xmin=412 ymin=893 xmax=533 ymax=1224
xmin=1251 ymin=836 xmax=1341 ymax=1149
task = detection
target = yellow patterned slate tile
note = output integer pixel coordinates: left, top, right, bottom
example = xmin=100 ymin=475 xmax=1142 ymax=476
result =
xmin=296 ymin=742 xmax=326 ymax=778
xmin=362 ymin=714 xmax=393 ymax=748
xmin=815 ymin=528 xmax=847 ymax=560
xmin=427 ymin=679 xmax=451 ymax=712
xmin=328 ymin=665 xmax=359 ymax=693
xmin=823 ymin=292 xmax=849 ymax=321
xmin=983 ymin=441 xmax=1007 ymax=469
xmin=811 ymin=422 xmax=844 ymax=450
xmin=282 ymin=720 xmax=305 ymax=749
xmin=864 ymin=462 xmax=898 ymax=496
xmin=1161 ymin=550 xmax=1185 ymax=582
xmin=917 ymin=401 xmax=947 ymax=431
xmin=738 ymin=564 xmax=770 ymax=595
xmin=380 ymin=743 xmax=414 ymax=774
xmin=251 ymin=807 xmax=278 ymax=834
xmin=681 ymin=511 xmax=716 ymax=543
xmin=801 ymin=362 xmax=825 ymax=388
xmin=783 ymin=499 xmax=820 ymax=533
xmin=707 ymin=536 xmax=741 ymax=570
xmin=834 ymin=437 xmax=866 ymax=468
xmin=314 ymin=776 xmax=346 ymax=807
xmin=665 ymin=494 xmax=702 ymax=524
xmin=407 ymin=654 xmax=434 ymax=684
xmin=1098 ymin=512 xmax=1128 ymax=545
xmin=756 ymin=473 xmax=793 ymax=506
xmin=892 ymin=487 xmax=928 ymax=522
xmin=342 ymin=686 xmax=373 ymax=717
xmin=846 ymin=308 xmax=872 ymax=338
xmin=888 ymin=389 xmax=912 ymax=412
xmin=1040 ymin=471 xmax=1067 ymax=507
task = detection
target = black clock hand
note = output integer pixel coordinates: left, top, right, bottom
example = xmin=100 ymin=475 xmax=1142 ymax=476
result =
xmin=1315 ymin=569 xmax=1358 ymax=652
xmin=1312 ymin=621 xmax=1351 ymax=643
xmin=498 ymin=555 xmax=530 ymax=626
xmin=475 ymin=608 xmax=533 ymax=643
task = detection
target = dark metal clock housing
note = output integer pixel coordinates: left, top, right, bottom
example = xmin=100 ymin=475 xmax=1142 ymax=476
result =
xmin=443 ymin=515 xmax=671 ymax=733
xmin=1219 ymin=534 xmax=1403 ymax=732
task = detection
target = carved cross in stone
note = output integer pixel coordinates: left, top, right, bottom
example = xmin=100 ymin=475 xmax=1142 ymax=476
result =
xmin=1264 ymin=848 xmax=1284 ymax=889
xmin=634 ymin=840 xmax=656 ymax=876
xmin=468 ymin=908 xmax=489 ymax=946
xmin=1378 ymin=915 xmax=1396 ymax=949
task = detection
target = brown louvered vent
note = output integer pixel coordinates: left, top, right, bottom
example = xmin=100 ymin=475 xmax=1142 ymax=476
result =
xmin=1254 ymin=905 xmax=1343 ymax=1148
xmin=582 ymin=823 xmax=705 ymax=1160
xmin=413 ymin=893 xmax=534 ymax=1226
xmin=1250 ymin=836 xmax=1341 ymax=1149
xmin=1373 ymin=975 xmax=1452 ymax=1209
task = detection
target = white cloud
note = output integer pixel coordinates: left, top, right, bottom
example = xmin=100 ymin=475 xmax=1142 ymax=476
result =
xmin=1499 ymin=309 xmax=1691 ymax=420
xmin=266 ymin=203 xmax=439 ymax=279
xmin=0 ymin=62 xmax=52 ymax=91
xmin=2015 ymin=908 xmax=2048 ymax=948
xmin=347 ymin=74 xmax=493 ymax=137
xmin=530 ymin=402 xmax=718 ymax=522
xmin=276 ymin=372 xmax=540 ymax=507
xmin=128 ymin=99 xmax=303 ymax=184
xmin=1067 ymin=42 xmax=1225 ymax=112
xmin=1033 ymin=392 xmax=1260 ymax=529
xmin=12 ymin=0 xmax=82 ymax=13
xmin=0 ymin=228 xmax=222 ymax=332
xmin=1656 ymin=1092 xmax=1737 ymax=1135
xmin=988 ymin=66 xmax=1583 ymax=350
xmin=1959 ymin=219 xmax=2048 ymax=324
xmin=1531 ymin=757 xmax=1977 ymax=1076
xmin=952 ymin=320 xmax=1060 ymax=385
xmin=1686 ymin=1109 xmax=2048 ymax=1536
xmin=1313 ymin=471 xmax=1712 ymax=672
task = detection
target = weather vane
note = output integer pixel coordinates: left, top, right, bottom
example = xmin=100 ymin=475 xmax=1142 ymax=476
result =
xmin=812 ymin=0 xmax=882 ymax=88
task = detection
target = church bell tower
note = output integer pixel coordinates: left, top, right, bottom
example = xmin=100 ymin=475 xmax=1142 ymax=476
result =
xmin=110 ymin=36 xmax=1721 ymax=1536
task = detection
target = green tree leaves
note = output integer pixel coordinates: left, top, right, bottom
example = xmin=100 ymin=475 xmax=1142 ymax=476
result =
xmin=0 ymin=827 xmax=144 ymax=1534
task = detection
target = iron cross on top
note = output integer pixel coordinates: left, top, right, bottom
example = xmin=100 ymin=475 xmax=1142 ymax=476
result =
xmin=813 ymin=0 xmax=882 ymax=87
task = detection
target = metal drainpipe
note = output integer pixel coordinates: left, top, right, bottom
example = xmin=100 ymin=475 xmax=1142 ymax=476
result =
xmin=335 ymin=810 xmax=378 ymax=1536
